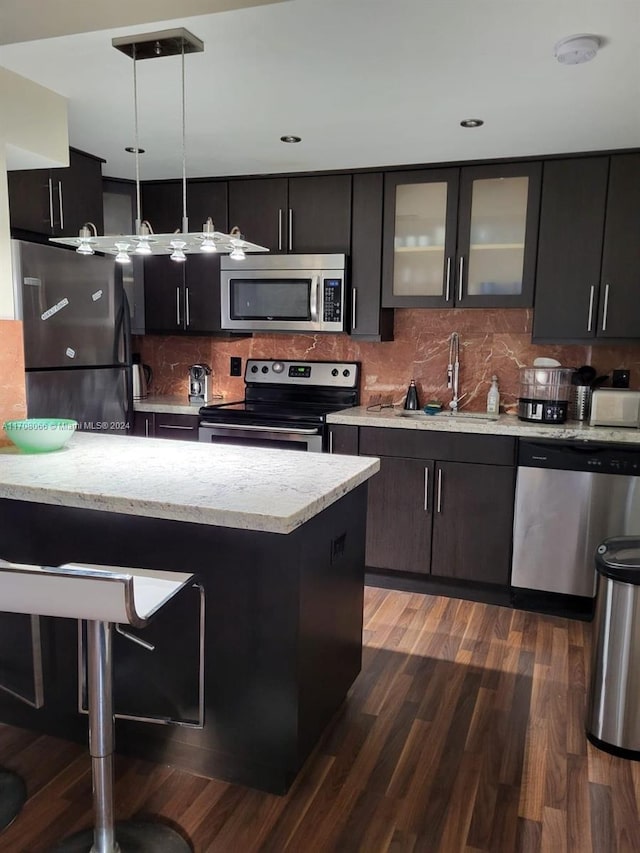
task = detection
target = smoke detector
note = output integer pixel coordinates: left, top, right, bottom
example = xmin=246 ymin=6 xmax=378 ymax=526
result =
xmin=554 ymin=34 xmax=600 ymax=65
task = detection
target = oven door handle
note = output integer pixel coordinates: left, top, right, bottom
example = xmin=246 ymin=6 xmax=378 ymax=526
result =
xmin=310 ymin=275 xmax=320 ymax=323
xmin=200 ymin=422 xmax=320 ymax=435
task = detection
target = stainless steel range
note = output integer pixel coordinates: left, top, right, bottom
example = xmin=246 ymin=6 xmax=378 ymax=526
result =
xmin=198 ymin=359 xmax=360 ymax=452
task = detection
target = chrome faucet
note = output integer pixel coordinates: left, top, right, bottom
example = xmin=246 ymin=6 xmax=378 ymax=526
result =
xmin=447 ymin=332 xmax=466 ymax=411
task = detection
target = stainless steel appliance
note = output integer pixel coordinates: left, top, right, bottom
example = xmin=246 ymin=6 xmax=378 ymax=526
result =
xmin=590 ymin=388 xmax=640 ymax=428
xmin=188 ymin=364 xmax=212 ymax=404
xmin=11 ymin=240 xmax=132 ymax=433
xmin=220 ymin=254 xmax=346 ymax=334
xmin=517 ymin=366 xmax=573 ymax=424
xmin=512 ymin=440 xmax=640 ymax=600
xmin=199 ymin=359 xmax=359 ymax=452
xmin=132 ymin=355 xmax=152 ymax=401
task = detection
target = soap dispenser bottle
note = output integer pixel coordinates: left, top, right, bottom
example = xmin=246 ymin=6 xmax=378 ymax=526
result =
xmin=486 ymin=375 xmax=500 ymax=415
xmin=404 ymin=379 xmax=420 ymax=411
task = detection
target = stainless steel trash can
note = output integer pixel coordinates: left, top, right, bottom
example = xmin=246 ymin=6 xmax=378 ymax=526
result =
xmin=586 ymin=536 xmax=640 ymax=759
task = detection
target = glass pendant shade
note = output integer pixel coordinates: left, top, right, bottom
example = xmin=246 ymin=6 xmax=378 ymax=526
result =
xmin=49 ymin=29 xmax=268 ymax=261
xmin=114 ymin=242 xmax=132 ymax=264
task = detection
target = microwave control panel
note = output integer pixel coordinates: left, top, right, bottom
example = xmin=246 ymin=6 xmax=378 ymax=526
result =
xmin=323 ymin=279 xmax=342 ymax=323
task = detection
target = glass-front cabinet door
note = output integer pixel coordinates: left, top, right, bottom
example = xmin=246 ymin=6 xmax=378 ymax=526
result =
xmin=382 ymin=169 xmax=459 ymax=307
xmin=382 ymin=162 xmax=541 ymax=308
xmin=456 ymin=162 xmax=542 ymax=307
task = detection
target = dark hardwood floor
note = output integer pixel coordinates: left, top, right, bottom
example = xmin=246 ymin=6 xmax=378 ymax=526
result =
xmin=0 ymin=588 xmax=638 ymax=852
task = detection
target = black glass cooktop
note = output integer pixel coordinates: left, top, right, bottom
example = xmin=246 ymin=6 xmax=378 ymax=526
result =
xmin=199 ymin=399 xmax=351 ymax=427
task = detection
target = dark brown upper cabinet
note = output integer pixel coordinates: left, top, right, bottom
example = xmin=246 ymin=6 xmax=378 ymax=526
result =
xmin=533 ymin=154 xmax=640 ymax=342
xmin=228 ymin=174 xmax=352 ymax=254
xmin=349 ymin=172 xmax=394 ymax=341
xmin=382 ymin=162 xmax=541 ymax=309
xmin=8 ymin=148 xmax=105 ymax=238
xmin=142 ymin=180 xmax=228 ymax=335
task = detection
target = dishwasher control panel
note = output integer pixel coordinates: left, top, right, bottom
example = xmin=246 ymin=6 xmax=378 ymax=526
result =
xmin=518 ymin=440 xmax=640 ymax=474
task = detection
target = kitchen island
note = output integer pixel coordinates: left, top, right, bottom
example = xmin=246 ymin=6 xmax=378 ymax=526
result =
xmin=0 ymin=433 xmax=379 ymax=794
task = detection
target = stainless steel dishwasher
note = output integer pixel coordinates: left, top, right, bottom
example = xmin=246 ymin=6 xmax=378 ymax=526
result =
xmin=512 ymin=440 xmax=640 ymax=598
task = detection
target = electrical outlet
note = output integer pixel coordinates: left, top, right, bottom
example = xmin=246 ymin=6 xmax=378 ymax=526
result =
xmin=230 ymin=356 xmax=242 ymax=377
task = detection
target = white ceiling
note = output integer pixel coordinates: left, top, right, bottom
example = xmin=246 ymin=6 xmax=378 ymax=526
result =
xmin=0 ymin=0 xmax=638 ymax=181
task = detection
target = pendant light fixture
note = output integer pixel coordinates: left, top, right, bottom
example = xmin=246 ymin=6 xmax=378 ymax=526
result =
xmin=50 ymin=28 xmax=268 ymax=261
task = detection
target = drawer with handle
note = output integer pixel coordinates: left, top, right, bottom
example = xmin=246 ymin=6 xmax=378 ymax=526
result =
xmin=154 ymin=413 xmax=200 ymax=441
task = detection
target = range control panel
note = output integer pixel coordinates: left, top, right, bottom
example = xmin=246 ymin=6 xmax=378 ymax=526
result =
xmin=245 ymin=360 xmax=359 ymax=389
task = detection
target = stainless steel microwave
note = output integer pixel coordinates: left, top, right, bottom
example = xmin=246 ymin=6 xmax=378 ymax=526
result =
xmin=220 ymin=254 xmax=346 ymax=333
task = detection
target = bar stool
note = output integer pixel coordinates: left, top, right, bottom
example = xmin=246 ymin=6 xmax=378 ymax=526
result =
xmin=0 ymin=559 xmax=195 ymax=853
xmin=0 ymin=768 xmax=26 ymax=833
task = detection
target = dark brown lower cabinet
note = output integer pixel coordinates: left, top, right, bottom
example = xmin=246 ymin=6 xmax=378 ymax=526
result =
xmin=365 ymin=456 xmax=433 ymax=574
xmin=132 ymin=412 xmax=153 ymax=437
xmin=430 ymin=460 xmax=515 ymax=585
xmin=154 ymin=412 xmax=200 ymax=441
xmin=328 ymin=424 xmax=360 ymax=455
xmin=358 ymin=426 xmax=516 ymax=586
xmin=132 ymin=411 xmax=200 ymax=441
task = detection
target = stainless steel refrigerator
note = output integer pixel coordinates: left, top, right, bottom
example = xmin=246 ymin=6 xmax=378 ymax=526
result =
xmin=11 ymin=240 xmax=133 ymax=434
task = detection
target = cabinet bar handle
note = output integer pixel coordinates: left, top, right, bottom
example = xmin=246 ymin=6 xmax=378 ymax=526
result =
xmin=329 ymin=431 xmax=334 ymax=453
xmin=445 ymin=257 xmax=452 ymax=302
xmin=288 ymin=208 xmax=293 ymax=252
xmin=48 ymin=178 xmax=54 ymax=227
xmin=185 ymin=287 xmax=191 ymax=327
xmin=458 ymin=257 xmax=464 ymax=302
xmin=278 ymin=209 xmax=283 ymax=251
xmin=587 ymin=285 xmax=595 ymax=332
xmin=176 ymin=287 xmax=181 ymax=326
xmin=352 ymin=288 xmax=357 ymax=331
xmin=601 ymin=283 xmax=610 ymax=332
xmin=424 ymin=468 xmax=429 ymax=511
xmin=145 ymin=418 xmax=150 ymax=437
xmin=157 ymin=423 xmax=196 ymax=431
xmin=58 ymin=181 xmax=64 ymax=230
xmin=436 ymin=468 xmax=443 ymax=513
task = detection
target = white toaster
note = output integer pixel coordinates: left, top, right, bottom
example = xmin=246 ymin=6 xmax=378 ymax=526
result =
xmin=589 ymin=388 xmax=640 ymax=428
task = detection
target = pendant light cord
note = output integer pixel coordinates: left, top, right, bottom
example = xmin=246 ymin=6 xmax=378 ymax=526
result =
xmin=133 ymin=43 xmax=142 ymax=232
xmin=181 ymin=41 xmax=188 ymax=234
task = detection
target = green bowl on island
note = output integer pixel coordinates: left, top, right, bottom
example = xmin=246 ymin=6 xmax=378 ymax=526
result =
xmin=3 ymin=418 xmax=78 ymax=453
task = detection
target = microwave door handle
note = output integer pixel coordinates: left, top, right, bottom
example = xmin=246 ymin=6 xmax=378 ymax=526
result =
xmin=310 ymin=275 xmax=320 ymax=322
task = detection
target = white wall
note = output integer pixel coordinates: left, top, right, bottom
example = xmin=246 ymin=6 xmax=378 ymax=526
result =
xmin=0 ymin=66 xmax=68 ymax=319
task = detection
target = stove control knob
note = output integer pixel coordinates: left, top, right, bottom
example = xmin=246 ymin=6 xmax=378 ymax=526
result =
xmin=343 ymin=369 xmax=351 ymax=377
xmin=331 ymin=369 xmax=339 ymax=377
xmin=261 ymin=365 xmax=269 ymax=373
xmin=251 ymin=365 xmax=258 ymax=374
xmin=272 ymin=362 xmax=285 ymax=374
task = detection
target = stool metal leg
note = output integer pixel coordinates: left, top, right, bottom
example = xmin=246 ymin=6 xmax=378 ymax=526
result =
xmin=87 ymin=620 xmax=118 ymax=853
xmin=0 ymin=767 xmax=26 ymax=833
xmin=52 ymin=620 xmax=191 ymax=853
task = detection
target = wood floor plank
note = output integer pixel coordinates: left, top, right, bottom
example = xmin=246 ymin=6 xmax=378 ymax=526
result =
xmin=589 ymin=782 xmax=615 ymax=853
xmin=0 ymin=588 xmax=637 ymax=853
xmin=610 ymin=758 xmax=640 ymax=853
xmin=515 ymin=817 xmax=542 ymax=853
xmin=540 ymin=805 xmax=567 ymax=853
xmin=567 ymin=753 xmax=593 ymax=853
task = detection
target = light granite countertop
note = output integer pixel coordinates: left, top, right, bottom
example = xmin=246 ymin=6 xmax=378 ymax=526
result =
xmin=326 ymin=406 xmax=640 ymax=445
xmin=0 ymin=432 xmax=379 ymax=534
xmin=133 ymin=394 xmax=222 ymax=415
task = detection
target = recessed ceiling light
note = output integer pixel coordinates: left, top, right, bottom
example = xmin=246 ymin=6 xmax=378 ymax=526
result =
xmin=280 ymin=135 xmax=302 ymax=144
xmin=554 ymin=34 xmax=600 ymax=65
xmin=460 ymin=119 xmax=484 ymax=129
xmin=125 ymin=146 xmax=146 ymax=154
